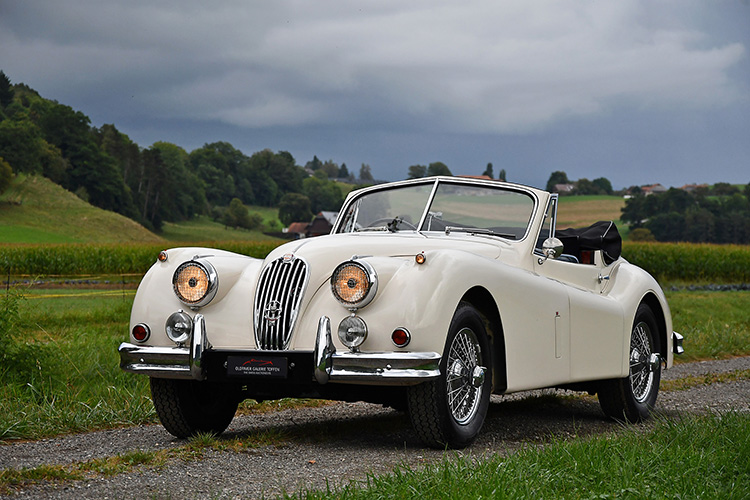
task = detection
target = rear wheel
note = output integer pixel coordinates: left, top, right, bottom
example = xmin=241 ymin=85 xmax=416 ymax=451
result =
xmin=407 ymin=303 xmax=492 ymax=448
xmin=150 ymin=378 xmax=239 ymax=438
xmin=598 ymin=303 xmax=662 ymax=422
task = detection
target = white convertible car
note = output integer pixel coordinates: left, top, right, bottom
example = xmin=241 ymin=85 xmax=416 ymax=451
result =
xmin=119 ymin=176 xmax=683 ymax=448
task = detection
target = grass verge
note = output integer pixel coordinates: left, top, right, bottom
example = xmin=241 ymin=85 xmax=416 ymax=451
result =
xmin=287 ymin=412 xmax=750 ymax=500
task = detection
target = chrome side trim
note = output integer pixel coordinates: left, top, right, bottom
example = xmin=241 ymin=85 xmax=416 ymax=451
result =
xmin=672 ymin=331 xmax=685 ymax=355
xmin=314 ymin=315 xmax=441 ymax=386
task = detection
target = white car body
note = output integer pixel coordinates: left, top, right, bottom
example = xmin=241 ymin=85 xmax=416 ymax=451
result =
xmin=120 ymin=176 xmax=682 ymax=447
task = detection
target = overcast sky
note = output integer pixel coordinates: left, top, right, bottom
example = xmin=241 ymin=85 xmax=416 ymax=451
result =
xmin=1 ymin=0 xmax=748 ymax=189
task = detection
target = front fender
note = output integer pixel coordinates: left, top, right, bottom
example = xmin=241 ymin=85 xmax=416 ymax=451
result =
xmin=129 ymin=247 xmax=262 ymax=348
xmin=294 ymin=249 xmax=510 ymax=355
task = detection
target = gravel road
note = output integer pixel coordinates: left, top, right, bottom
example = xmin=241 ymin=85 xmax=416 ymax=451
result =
xmin=2 ymin=357 xmax=749 ymax=499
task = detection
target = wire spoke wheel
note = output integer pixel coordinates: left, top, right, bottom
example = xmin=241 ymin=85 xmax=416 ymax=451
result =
xmin=407 ymin=302 xmax=492 ymax=448
xmin=446 ymin=327 xmax=483 ymax=424
xmin=598 ymin=302 xmax=661 ymax=423
xmin=629 ymin=321 xmax=655 ymax=403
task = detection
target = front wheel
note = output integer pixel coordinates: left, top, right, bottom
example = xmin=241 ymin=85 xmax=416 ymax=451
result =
xmin=150 ymin=378 xmax=239 ymax=438
xmin=407 ymin=303 xmax=492 ymax=448
xmin=598 ymin=303 xmax=662 ymax=422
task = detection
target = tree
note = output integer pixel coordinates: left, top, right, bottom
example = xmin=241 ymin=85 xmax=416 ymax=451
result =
xmin=0 ymin=71 xmax=14 ymax=108
xmin=359 ymin=163 xmax=374 ymax=182
xmin=498 ymin=169 xmax=507 ymax=182
xmin=592 ymin=177 xmax=613 ymax=195
xmin=0 ymin=156 xmax=12 ymax=194
xmin=482 ymin=163 xmax=493 ymax=179
xmin=427 ymin=162 xmax=452 ymax=177
xmin=303 ymin=176 xmax=344 ymax=213
xmin=338 ymin=163 xmax=349 ymax=179
xmin=321 ymin=160 xmax=339 ymax=178
xmin=546 ymin=171 xmax=569 ymax=192
xmin=223 ymin=198 xmax=261 ymax=230
xmin=0 ymin=119 xmax=44 ymax=173
xmin=278 ymin=193 xmax=313 ymax=226
xmin=408 ymin=165 xmax=427 ymax=179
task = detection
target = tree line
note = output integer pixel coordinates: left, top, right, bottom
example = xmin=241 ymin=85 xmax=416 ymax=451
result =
xmin=0 ymin=71 xmax=368 ymax=231
xmin=622 ymin=184 xmax=750 ymax=244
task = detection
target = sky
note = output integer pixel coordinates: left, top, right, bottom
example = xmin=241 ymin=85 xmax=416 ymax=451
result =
xmin=1 ymin=0 xmax=748 ymax=190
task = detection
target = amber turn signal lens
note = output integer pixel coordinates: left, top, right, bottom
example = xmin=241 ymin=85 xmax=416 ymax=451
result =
xmin=415 ymin=253 xmax=426 ymax=264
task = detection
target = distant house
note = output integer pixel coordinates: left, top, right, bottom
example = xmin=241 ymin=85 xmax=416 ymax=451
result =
xmin=285 ymin=222 xmax=309 ymax=239
xmin=458 ymin=175 xmax=493 ymax=181
xmin=641 ymin=184 xmax=667 ymax=195
xmin=307 ymin=211 xmax=338 ymax=237
xmin=680 ymin=183 xmax=709 ymax=193
xmin=553 ymin=183 xmax=576 ymax=194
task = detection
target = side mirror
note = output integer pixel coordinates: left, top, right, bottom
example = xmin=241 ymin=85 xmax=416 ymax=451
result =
xmin=539 ymin=237 xmax=564 ymax=264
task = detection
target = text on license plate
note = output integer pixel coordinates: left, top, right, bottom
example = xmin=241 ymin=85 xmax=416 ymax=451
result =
xmin=227 ymin=355 xmax=288 ymax=378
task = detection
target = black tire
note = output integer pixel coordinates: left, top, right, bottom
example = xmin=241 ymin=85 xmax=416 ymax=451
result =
xmin=407 ymin=303 xmax=492 ymax=448
xmin=598 ymin=303 xmax=662 ymax=423
xmin=150 ymin=378 xmax=239 ymax=439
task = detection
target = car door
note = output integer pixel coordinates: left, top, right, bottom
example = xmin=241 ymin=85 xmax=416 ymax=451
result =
xmin=533 ymin=198 xmax=625 ymax=382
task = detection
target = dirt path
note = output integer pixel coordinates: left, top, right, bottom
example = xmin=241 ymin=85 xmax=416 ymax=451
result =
xmin=1 ymin=357 xmax=749 ymax=499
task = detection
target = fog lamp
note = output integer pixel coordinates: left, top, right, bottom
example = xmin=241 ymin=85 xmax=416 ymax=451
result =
xmin=338 ymin=316 xmax=368 ymax=350
xmin=166 ymin=310 xmax=193 ymax=344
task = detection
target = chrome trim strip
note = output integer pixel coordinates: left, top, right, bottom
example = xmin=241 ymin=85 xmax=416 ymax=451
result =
xmin=314 ymin=315 xmax=441 ymax=386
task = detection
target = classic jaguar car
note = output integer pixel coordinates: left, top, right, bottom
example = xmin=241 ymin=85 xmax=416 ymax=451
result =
xmin=119 ymin=176 xmax=683 ymax=448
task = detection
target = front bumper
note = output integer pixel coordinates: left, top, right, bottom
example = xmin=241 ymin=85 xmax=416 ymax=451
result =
xmin=119 ymin=315 xmax=441 ymax=386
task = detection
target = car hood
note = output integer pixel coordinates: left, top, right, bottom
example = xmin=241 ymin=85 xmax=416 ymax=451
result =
xmin=263 ymin=232 xmax=506 ymax=292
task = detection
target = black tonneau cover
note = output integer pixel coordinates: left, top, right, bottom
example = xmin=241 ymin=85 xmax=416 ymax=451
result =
xmin=556 ymin=220 xmax=622 ymax=265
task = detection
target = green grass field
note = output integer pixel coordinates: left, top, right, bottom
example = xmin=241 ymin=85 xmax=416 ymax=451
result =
xmin=0 ymin=174 xmax=285 ymax=245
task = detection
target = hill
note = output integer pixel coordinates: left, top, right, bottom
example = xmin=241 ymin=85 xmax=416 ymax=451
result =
xmin=0 ymin=174 xmax=164 ymax=244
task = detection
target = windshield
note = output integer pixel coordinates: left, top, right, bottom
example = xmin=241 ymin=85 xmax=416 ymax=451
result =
xmin=336 ymin=180 xmax=535 ymax=240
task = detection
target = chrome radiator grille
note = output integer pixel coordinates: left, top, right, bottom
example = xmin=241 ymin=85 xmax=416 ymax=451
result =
xmin=253 ymin=255 xmax=309 ymax=350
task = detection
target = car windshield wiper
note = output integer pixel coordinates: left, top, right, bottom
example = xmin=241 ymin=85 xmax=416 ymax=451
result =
xmin=356 ymin=217 xmax=407 ymax=233
xmin=444 ymin=226 xmax=516 ymax=240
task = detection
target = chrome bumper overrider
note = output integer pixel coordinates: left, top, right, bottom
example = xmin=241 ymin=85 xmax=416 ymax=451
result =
xmin=119 ymin=314 xmax=441 ymax=386
xmin=672 ymin=331 xmax=684 ymax=355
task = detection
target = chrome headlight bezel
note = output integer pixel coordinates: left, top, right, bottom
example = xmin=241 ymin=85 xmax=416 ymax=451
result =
xmin=330 ymin=260 xmax=378 ymax=309
xmin=172 ymin=259 xmax=218 ymax=308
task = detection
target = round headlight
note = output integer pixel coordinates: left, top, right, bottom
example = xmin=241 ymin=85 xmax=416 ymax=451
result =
xmin=330 ymin=260 xmax=377 ymax=308
xmin=173 ymin=259 xmax=218 ymax=307
xmin=166 ymin=311 xmax=193 ymax=344
xmin=338 ymin=315 xmax=368 ymax=349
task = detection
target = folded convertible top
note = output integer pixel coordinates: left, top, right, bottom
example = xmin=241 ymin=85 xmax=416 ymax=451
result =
xmin=556 ymin=220 xmax=622 ymax=265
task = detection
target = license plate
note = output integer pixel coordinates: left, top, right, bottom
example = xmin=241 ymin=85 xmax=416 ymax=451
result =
xmin=227 ymin=355 xmax=288 ymax=378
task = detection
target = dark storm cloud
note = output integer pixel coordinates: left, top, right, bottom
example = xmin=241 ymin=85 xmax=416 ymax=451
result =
xmin=1 ymin=0 xmax=748 ymax=187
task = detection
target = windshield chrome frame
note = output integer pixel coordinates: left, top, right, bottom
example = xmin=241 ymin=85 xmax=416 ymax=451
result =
xmin=333 ymin=176 xmax=540 ymax=242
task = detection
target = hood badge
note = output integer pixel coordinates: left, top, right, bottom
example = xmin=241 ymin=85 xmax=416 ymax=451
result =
xmin=264 ymin=300 xmax=283 ymax=323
